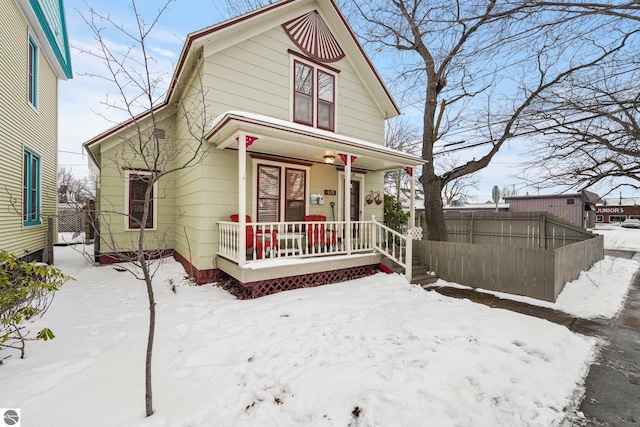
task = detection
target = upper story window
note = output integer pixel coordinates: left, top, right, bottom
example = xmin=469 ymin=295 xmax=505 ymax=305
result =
xmin=23 ymin=148 xmax=41 ymax=226
xmin=28 ymin=36 xmax=38 ymax=108
xmin=293 ymin=60 xmax=336 ymax=131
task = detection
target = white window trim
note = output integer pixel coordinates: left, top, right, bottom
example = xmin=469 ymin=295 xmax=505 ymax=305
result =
xmin=289 ymin=54 xmax=339 ymax=132
xmin=124 ymin=170 xmax=158 ymax=231
xmin=27 ymin=33 xmax=38 ymax=111
xmin=251 ymin=158 xmax=311 ymax=222
xmin=337 ymin=171 xmax=365 ymax=222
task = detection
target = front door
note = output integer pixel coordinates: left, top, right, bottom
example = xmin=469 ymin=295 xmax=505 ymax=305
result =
xmin=350 ymin=180 xmax=360 ymax=221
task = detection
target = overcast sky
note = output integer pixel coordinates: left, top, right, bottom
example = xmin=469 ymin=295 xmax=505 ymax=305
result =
xmin=58 ymin=0 xmax=624 ymax=202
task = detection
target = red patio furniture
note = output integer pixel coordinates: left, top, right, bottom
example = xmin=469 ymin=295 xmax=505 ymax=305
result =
xmin=304 ymin=215 xmax=337 ymax=252
xmin=230 ymin=214 xmax=277 ymax=259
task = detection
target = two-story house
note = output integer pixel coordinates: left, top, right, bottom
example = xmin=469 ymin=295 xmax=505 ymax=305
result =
xmin=0 ymin=0 xmax=73 ymax=262
xmin=83 ymin=0 xmax=422 ymax=297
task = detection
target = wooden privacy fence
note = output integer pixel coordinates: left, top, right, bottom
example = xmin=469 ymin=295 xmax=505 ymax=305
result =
xmin=443 ymin=211 xmax=596 ymax=249
xmin=415 ymin=212 xmax=604 ymax=302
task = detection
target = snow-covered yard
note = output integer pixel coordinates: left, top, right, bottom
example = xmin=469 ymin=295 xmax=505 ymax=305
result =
xmin=0 ymin=225 xmax=636 ymax=426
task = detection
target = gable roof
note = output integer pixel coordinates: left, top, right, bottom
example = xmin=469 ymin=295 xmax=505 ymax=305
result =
xmin=15 ymin=0 xmax=73 ymax=79
xmin=84 ymin=0 xmax=399 ymax=158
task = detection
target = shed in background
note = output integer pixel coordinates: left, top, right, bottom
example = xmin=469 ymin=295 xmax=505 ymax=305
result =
xmin=504 ymin=190 xmax=600 ymax=229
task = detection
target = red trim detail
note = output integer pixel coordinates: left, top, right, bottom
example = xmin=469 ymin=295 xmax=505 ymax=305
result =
xmin=287 ymin=49 xmax=341 ymax=74
xmin=283 ymin=11 xmax=345 ymax=63
xmin=234 ymin=135 xmax=259 ymax=147
xmin=338 ymin=153 xmax=357 ymax=164
xmin=250 ymin=153 xmax=313 ymax=167
xmin=405 ymin=167 xmax=413 ymax=176
xmin=173 ymin=251 xmax=220 ymax=284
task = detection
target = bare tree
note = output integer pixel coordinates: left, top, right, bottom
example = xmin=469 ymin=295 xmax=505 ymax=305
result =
xmin=78 ymin=0 xmax=212 ymax=417
xmin=502 ymin=184 xmax=518 ymax=198
xmin=384 ymin=117 xmax=420 ymax=199
xmin=345 ymin=0 xmax=638 ymax=240
xmin=519 ymin=19 xmax=640 ymax=195
xmin=437 ymin=155 xmax=479 ymax=205
xmin=57 ymin=167 xmax=95 ymax=204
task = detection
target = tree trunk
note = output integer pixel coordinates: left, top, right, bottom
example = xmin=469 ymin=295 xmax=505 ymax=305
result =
xmin=420 ymin=66 xmax=448 ymax=241
xmin=421 ymin=172 xmax=448 ymax=241
xmin=145 ymin=279 xmax=155 ymax=417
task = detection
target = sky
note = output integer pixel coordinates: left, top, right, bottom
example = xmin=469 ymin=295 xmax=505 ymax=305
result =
xmin=0 ymin=227 xmax=637 ymax=425
xmin=57 ymin=0 xmax=626 ymax=203
xmin=58 ymin=0 xmax=225 ymax=177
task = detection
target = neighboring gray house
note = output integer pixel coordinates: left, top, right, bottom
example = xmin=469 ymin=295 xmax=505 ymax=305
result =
xmin=504 ymin=191 xmax=600 ymax=229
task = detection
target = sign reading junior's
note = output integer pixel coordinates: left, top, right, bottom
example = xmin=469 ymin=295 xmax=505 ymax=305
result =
xmin=595 ymin=204 xmax=640 ymax=223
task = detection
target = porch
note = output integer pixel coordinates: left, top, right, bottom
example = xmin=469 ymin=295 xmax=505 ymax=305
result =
xmin=207 ymin=111 xmax=423 ymax=295
xmin=217 ymin=217 xmax=414 ymax=297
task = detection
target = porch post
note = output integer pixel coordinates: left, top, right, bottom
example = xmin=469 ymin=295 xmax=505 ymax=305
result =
xmin=409 ymin=167 xmax=415 ymax=228
xmin=344 ymin=155 xmax=352 ymax=255
xmin=238 ymin=132 xmax=247 ymax=266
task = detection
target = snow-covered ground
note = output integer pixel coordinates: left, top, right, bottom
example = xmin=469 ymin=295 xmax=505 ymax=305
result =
xmin=0 ymin=224 xmax=636 ymax=426
xmin=592 ymin=223 xmax=640 ymax=252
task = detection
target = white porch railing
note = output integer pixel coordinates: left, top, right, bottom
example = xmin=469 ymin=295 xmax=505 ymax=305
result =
xmin=371 ymin=216 xmax=412 ymax=282
xmin=217 ymin=220 xmax=375 ymax=262
xmin=218 ymin=216 xmax=415 ymax=282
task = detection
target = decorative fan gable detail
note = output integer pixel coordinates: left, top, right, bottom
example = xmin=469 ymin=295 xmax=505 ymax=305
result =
xmin=283 ymin=11 xmax=345 ymax=63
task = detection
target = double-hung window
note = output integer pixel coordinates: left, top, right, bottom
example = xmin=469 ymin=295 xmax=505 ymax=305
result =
xmin=293 ymin=60 xmax=336 ymax=131
xmin=126 ymin=171 xmax=155 ymax=230
xmin=256 ymin=163 xmax=307 ymax=223
xmin=28 ymin=36 xmax=37 ymax=108
xmin=23 ymin=148 xmax=41 ymax=226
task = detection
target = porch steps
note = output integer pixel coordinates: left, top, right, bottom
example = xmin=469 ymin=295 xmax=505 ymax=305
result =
xmin=381 ymin=255 xmax=439 ymax=287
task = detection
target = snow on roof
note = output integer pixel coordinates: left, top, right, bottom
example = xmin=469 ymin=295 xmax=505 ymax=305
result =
xmin=207 ymin=110 xmax=424 ymax=165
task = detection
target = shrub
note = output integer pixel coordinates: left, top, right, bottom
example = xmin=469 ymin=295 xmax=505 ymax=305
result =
xmin=0 ymin=251 xmax=72 ymax=361
xmin=384 ymin=194 xmax=408 ymax=234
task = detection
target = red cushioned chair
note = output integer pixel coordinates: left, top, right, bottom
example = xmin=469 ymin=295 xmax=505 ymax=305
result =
xmin=230 ymin=215 xmax=277 ymax=259
xmin=304 ymin=215 xmax=337 ymax=252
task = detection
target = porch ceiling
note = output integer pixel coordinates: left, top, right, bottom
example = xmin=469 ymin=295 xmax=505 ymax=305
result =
xmin=206 ymin=111 xmax=424 ymax=171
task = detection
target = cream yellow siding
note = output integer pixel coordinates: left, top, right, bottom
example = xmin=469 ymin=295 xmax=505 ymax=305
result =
xmin=92 ymin=4 xmax=396 ymax=273
xmin=97 ymin=116 xmax=176 ymax=254
xmin=202 ymin=24 xmax=386 ymax=144
xmin=0 ymin=0 xmax=58 ymax=259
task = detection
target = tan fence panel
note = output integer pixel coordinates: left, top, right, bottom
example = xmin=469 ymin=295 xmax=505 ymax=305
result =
xmin=415 ymin=215 xmax=603 ymax=302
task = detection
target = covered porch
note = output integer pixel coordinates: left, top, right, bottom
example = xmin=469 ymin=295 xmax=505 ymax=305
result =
xmin=208 ymin=111 xmax=423 ymax=295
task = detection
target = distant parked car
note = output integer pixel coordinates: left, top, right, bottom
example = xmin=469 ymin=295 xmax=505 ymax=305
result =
xmin=621 ymin=218 xmax=640 ymax=228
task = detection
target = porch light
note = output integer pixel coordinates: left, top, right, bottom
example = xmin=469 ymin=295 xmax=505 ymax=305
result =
xmin=324 ymin=155 xmax=335 ymax=164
